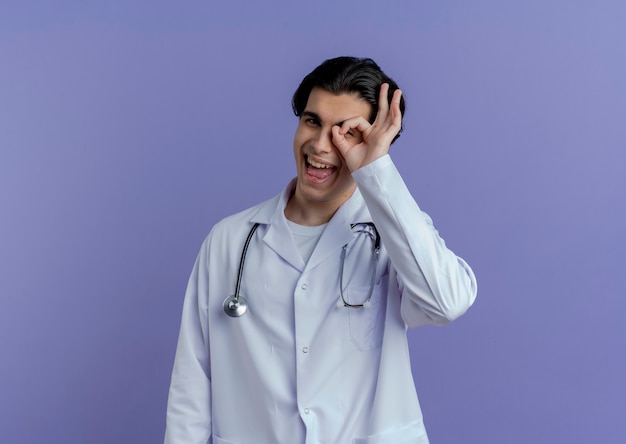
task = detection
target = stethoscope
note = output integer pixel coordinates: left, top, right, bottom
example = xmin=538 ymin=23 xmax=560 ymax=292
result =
xmin=223 ymin=222 xmax=381 ymax=317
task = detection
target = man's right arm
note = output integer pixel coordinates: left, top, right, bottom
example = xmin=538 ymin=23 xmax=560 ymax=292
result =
xmin=164 ymin=238 xmax=212 ymax=444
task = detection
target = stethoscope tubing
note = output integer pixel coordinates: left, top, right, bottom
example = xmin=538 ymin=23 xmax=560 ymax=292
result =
xmin=233 ymin=223 xmax=259 ymax=299
xmin=223 ymin=223 xmax=259 ymax=317
xmin=224 ymin=222 xmax=379 ymax=317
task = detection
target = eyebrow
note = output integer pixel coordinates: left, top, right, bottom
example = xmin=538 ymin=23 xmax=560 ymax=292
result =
xmin=301 ymin=111 xmax=320 ymax=121
xmin=301 ymin=111 xmax=345 ymax=127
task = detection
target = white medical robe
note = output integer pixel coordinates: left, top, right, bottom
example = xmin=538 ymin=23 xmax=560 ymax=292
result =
xmin=165 ymin=155 xmax=477 ymax=444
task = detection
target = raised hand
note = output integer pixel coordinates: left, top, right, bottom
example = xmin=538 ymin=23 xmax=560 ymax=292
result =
xmin=331 ymin=83 xmax=403 ymax=172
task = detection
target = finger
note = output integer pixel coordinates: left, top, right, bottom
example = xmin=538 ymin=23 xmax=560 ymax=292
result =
xmin=390 ymin=88 xmax=402 ymax=115
xmin=389 ymin=88 xmax=403 ymax=128
xmin=337 ymin=116 xmax=371 ymax=138
xmin=332 ymin=117 xmax=370 ymax=152
xmin=375 ymin=83 xmax=390 ymax=122
xmin=331 ymin=125 xmax=351 ymax=157
xmin=374 ymin=88 xmax=402 ymax=137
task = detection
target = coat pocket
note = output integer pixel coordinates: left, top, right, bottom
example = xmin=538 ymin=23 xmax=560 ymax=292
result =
xmin=347 ymin=275 xmax=388 ymax=351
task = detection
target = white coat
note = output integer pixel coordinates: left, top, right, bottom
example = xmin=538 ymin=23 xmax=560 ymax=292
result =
xmin=165 ymin=155 xmax=477 ymax=444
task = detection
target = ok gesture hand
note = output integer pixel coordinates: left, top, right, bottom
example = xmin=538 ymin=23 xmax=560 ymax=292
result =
xmin=331 ymin=83 xmax=403 ymax=172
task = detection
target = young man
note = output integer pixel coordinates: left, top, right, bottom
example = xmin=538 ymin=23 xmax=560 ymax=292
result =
xmin=165 ymin=56 xmax=477 ymax=444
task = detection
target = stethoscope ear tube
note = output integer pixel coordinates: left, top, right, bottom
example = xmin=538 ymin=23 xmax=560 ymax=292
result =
xmin=223 ymin=223 xmax=260 ymax=317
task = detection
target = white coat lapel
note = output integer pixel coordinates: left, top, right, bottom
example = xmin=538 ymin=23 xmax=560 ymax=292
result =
xmin=262 ymin=218 xmax=306 ymax=271
xmin=249 ymin=180 xmax=306 ymax=272
xmin=306 ymin=188 xmax=372 ymax=271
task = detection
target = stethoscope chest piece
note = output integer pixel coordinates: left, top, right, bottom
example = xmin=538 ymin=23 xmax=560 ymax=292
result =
xmin=223 ymin=294 xmax=248 ymax=317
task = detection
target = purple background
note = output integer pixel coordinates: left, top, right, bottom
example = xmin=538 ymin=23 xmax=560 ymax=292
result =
xmin=1 ymin=1 xmax=624 ymax=443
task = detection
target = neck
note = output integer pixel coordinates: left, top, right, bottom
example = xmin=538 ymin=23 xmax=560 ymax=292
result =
xmin=284 ymin=189 xmax=353 ymax=226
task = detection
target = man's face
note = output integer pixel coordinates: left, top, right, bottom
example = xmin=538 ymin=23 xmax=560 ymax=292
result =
xmin=291 ymin=87 xmax=372 ymax=213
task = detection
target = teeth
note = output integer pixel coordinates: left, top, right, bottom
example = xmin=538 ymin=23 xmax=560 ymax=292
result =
xmin=307 ymin=157 xmax=333 ymax=169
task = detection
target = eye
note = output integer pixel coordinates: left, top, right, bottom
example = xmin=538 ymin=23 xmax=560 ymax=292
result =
xmin=303 ymin=117 xmax=320 ymax=126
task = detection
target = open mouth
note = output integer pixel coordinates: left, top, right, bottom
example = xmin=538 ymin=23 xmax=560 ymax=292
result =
xmin=307 ymin=156 xmax=334 ymax=169
xmin=305 ymin=155 xmax=336 ymax=182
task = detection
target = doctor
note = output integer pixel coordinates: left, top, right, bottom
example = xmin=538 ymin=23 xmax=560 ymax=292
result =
xmin=164 ymin=56 xmax=477 ymax=444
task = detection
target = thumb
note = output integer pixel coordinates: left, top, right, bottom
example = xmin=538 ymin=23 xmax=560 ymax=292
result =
xmin=331 ymin=125 xmax=351 ymax=156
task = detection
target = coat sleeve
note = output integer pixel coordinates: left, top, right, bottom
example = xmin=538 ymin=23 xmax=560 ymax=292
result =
xmin=352 ymin=155 xmax=477 ymax=328
xmin=164 ymin=235 xmax=213 ymax=444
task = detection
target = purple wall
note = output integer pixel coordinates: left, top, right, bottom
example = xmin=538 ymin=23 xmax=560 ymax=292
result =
xmin=1 ymin=1 xmax=624 ymax=443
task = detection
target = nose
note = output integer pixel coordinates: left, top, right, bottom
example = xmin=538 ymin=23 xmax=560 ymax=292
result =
xmin=311 ymin=127 xmax=335 ymax=154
